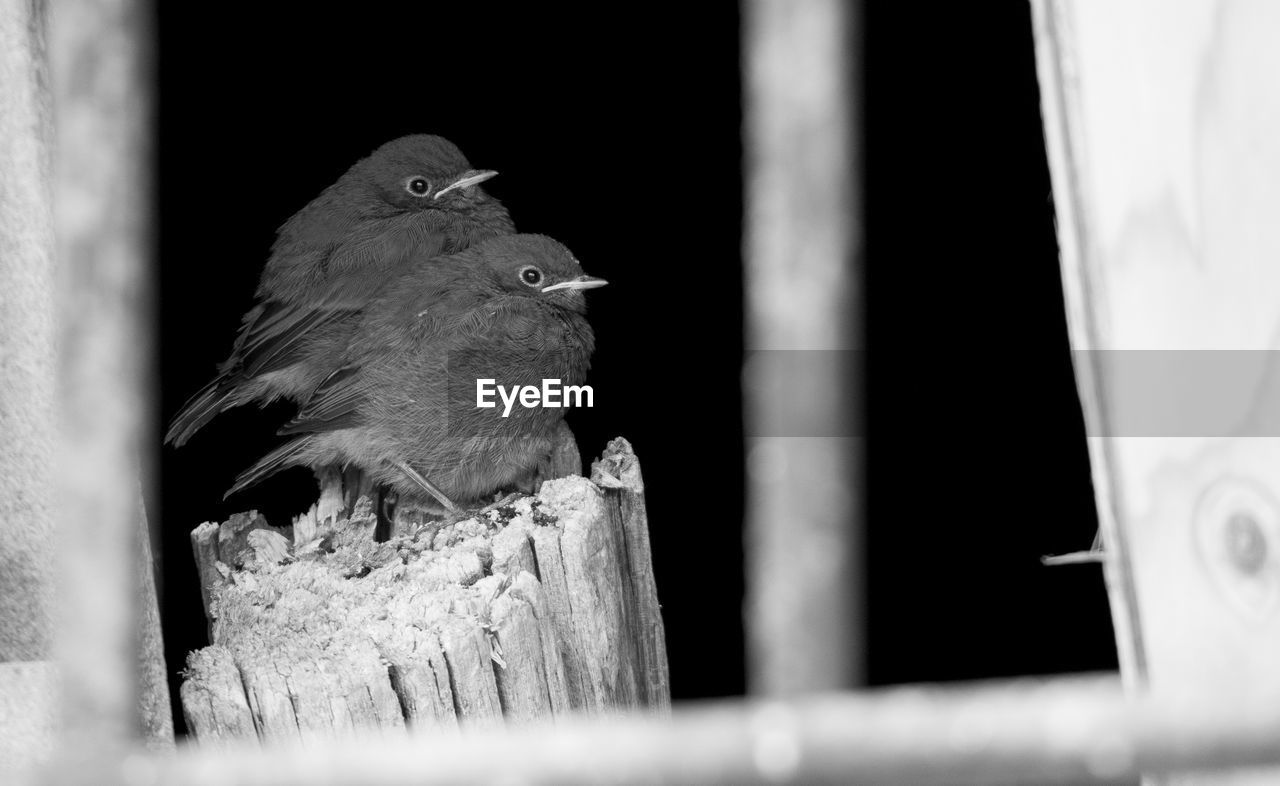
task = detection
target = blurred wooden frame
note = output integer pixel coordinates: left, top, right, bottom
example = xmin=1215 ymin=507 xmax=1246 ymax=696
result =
xmin=6 ymin=0 xmax=1280 ymax=784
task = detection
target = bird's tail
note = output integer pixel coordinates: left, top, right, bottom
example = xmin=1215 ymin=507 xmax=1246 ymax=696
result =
xmin=224 ymin=436 xmax=313 ymax=499
xmin=165 ymin=377 xmax=233 ymax=447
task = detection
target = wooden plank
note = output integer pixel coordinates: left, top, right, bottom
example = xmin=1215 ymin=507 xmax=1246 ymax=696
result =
xmin=1031 ymin=2 xmax=1280 ymax=782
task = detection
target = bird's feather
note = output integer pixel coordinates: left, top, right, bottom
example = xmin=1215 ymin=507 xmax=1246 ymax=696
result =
xmin=278 ymin=364 xmax=369 ymax=434
xmin=236 ymin=300 xmax=358 ymax=378
xmin=225 ymin=436 xmax=313 ymax=499
xmin=164 ymin=378 xmax=226 ymax=447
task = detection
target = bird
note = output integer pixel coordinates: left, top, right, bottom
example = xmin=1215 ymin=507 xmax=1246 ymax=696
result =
xmin=225 ymin=234 xmax=606 ymax=512
xmin=165 ymin=134 xmax=515 ymax=447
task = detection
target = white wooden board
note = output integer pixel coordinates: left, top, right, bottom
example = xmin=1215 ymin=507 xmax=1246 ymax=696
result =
xmin=1032 ymin=3 xmax=1280 ymax=775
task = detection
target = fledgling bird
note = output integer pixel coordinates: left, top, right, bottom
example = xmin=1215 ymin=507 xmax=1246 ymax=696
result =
xmin=226 ymin=234 xmax=607 ymax=510
xmin=166 ymin=134 xmax=514 ymax=447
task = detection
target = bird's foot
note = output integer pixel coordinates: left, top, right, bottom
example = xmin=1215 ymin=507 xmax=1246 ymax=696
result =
xmin=477 ymin=491 xmax=522 ymax=517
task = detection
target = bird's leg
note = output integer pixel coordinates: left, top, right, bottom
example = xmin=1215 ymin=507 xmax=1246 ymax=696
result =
xmin=477 ymin=491 xmax=523 ymax=515
xmin=387 ymin=459 xmax=459 ymax=513
xmin=342 ymin=465 xmax=374 ymax=513
xmin=380 ymin=486 xmax=399 ymax=523
xmin=375 ymin=485 xmax=398 ymax=542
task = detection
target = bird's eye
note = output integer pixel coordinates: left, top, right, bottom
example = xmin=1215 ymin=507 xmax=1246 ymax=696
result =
xmin=519 ymin=266 xmax=543 ymax=287
xmin=405 ymin=176 xmax=432 ymax=197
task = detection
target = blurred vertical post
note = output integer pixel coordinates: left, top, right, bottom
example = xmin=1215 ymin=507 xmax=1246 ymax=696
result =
xmin=49 ymin=0 xmax=162 ymax=752
xmin=0 ymin=0 xmax=61 ymax=773
xmin=0 ymin=0 xmax=57 ymax=664
xmin=743 ymin=0 xmax=861 ymax=695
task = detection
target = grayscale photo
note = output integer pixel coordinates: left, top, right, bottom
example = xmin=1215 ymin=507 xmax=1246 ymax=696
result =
xmin=1 ymin=1 xmax=1278 ymax=784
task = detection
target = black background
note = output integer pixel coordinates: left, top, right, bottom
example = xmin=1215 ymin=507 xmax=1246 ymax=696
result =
xmin=156 ymin=3 xmax=1115 ymax=735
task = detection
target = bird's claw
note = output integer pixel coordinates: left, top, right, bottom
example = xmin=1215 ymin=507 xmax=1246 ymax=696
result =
xmin=477 ymin=491 xmax=523 ymax=516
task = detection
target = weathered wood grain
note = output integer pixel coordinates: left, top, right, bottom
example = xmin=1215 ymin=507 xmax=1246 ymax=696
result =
xmin=387 ymin=631 xmax=458 ymax=732
xmin=529 ymin=524 xmax=590 ymax=709
xmin=179 ymin=646 xmax=255 ymax=747
xmin=439 ymin=619 xmax=502 ymax=730
xmin=541 ymin=478 xmax=640 ymax=713
xmin=189 ymin=511 xmax=273 ymax=628
xmin=1032 ymin=2 xmax=1280 ymax=782
xmin=489 ymin=572 xmax=569 ymax=724
xmin=592 ymin=438 xmax=671 ymax=712
xmin=134 ymin=494 xmax=173 ymax=748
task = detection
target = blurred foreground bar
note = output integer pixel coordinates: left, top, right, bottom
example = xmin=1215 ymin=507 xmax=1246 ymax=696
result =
xmin=55 ymin=674 xmax=1280 ymax=785
xmin=49 ymin=0 xmax=162 ymax=754
xmin=743 ymin=0 xmax=861 ymax=695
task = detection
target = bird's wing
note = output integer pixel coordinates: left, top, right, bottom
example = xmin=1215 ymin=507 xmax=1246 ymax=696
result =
xmin=238 ymin=223 xmax=452 ymax=378
xmin=231 ymin=296 xmax=362 ymax=378
xmin=165 ymin=274 xmax=368 ymax=446
xmin=225 ymin=435 xmax=314 ymax=499
xmin=277 ymin=362 xmax=370 ymax=434
xmin=277 ymin=288 xmax=502 ymax=436
xmin=165 ymin=375 xmax=229 ymax=447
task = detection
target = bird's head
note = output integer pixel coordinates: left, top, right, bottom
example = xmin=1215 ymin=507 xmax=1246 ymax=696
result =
xmin=474 ymin=234 xmax=608 ymax=314
xmin=348 ymin=134 xmax=505 ymax=221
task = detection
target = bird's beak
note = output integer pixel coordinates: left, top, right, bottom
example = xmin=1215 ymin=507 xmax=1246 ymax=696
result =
xmin=542 ymin=275 xmax=609 ymax=293
xmin=433 ymin=169 xmax=499 ymax=200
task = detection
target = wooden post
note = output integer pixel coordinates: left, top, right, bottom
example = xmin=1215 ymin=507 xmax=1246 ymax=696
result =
xmin=1032 ymin=1 xmax=1280 ymax=782
xmin=180 ymin=439 xmax=669 ymax=743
